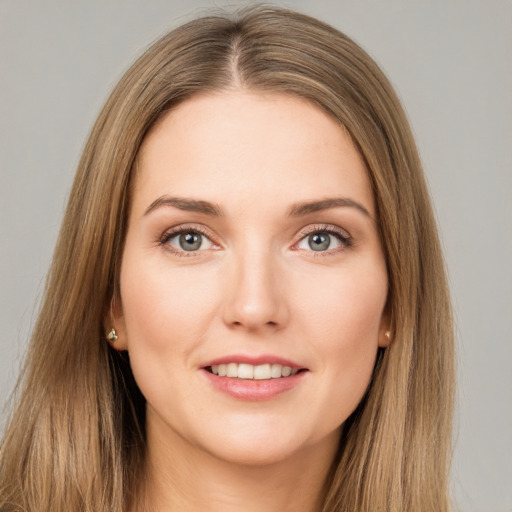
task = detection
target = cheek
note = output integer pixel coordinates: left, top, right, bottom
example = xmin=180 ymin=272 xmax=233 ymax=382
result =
xmin=297 ymin=262 xmax=387 ymax=346
xmin=118 ymin=255 xmax=226 ymax=418
xmin=295 ymin=263 xmax=387 ymax=422
xmin=119 ymin=254 xmax=222 ymax=372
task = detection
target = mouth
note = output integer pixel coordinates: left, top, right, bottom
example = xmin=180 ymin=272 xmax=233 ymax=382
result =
xmin=201 ymin=357 xmax=308 ymax=400
xmin=205 ymin=363 xmax=303 ymax=380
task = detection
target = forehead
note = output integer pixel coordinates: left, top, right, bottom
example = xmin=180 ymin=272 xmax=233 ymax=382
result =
xmin=133 ymin=90 xmax=374 ymax=217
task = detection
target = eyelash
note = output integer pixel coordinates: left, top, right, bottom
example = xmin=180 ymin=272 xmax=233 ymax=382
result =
xmin=158 ymin=223 xmax=353 ymax=258
xmin=159 ymin=224 xmax=215 ymax=258
xmin=294 ymin=224 xmax=353 ymax=256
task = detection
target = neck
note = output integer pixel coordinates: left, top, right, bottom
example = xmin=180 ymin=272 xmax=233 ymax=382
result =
xmin=136 ymin=411 xmax=339 ymax=512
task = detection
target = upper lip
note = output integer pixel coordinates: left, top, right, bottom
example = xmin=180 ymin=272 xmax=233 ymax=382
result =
xmin=201 ymin=354 xmax=306 ymax=370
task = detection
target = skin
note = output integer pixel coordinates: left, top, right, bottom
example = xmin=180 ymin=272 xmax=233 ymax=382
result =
xmin=112 ymin=90 xmax=390 ymax=511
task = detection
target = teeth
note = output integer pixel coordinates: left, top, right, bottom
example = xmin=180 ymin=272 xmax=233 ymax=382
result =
xmin=226 ymin=363 xmax=238 ymax=377
xmin=209 ymin=363 xmax=299 ymax=379
xmin=253 ymin=363 xmax=271 ymax=380
xmin=238 ymin=364 xmax=254 ymax=379
xmin=271 ymin=364 xmax=282 ymax=378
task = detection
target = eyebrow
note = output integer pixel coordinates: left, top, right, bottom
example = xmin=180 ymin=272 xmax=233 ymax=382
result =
xmin=143 ymin=195 xmax=371 ymax=219
xmin=144 ymin=196 xmax=224 ymax=217
xmin=287 ymin=198 xmax=371 ymax=218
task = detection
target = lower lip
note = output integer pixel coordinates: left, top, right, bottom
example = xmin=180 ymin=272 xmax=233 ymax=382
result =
xmin=201 ymin=369 xmax=307 ymax=401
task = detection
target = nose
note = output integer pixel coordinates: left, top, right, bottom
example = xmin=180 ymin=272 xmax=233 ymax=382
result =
xmin=222 ymin=248 xmax=289 ymax=332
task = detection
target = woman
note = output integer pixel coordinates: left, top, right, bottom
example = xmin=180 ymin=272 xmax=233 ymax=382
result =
xmin=0 ymin=6 xmax=454 ymax=512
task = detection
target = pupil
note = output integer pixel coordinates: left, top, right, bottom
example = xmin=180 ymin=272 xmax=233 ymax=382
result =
xmin=180 ymin=232 xmax=201 ymax=251
xmin=309 ymin=233 xmax=330 ymax=251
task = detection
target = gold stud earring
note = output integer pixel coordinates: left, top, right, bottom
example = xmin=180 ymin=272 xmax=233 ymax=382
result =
xmin=107 ymin=328 xmax=118 ymax=343
xmin=384 ymin=330 xmax=391 ymax=341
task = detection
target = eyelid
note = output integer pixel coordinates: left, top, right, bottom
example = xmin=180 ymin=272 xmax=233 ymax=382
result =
xmin=158 ymin=222 xmax=352 ymax=258
xmin=291 ymin=223 xmax=353 ymax=253
xmin=301 ymin=223 xmax=350 ymax=238
xmin=159 ymin=223 xmax=221 ymax=257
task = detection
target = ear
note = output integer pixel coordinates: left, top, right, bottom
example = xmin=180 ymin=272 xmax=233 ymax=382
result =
xmin=104 ymin=296 xmax=129 ymax=351
xmin=377 ymin=305 xmax=392 ymax=348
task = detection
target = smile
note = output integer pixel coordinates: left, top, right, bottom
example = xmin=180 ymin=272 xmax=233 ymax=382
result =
xmin=208 ymin=363 xmax=299 ymax=380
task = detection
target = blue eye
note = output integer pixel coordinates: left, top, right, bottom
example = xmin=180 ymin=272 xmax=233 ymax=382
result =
xmin=296 ymin=229 xmax=350 ymax=252
xmin=307 ymin=233 xmax=331 ymax=251
xmin=165 ymin=230 xmax=214 ymax=252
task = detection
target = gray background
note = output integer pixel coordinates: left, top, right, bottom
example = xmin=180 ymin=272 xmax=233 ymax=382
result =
xmin=1 ymin=1 xmax=510 ymax=510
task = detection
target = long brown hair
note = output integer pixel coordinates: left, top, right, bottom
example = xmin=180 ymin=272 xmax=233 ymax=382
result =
xmin=0 ymin=6 xmax=454 ymax=511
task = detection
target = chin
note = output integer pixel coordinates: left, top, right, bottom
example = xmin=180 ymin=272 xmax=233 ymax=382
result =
xmin=197 ymin=423 xmax=339 ymax=468
xmin=205 ymin=438 xmax=305 ymax=467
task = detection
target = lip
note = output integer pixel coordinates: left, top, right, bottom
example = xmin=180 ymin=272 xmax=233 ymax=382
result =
xmin=200 ymin=354 xmax=308 ymax=401
xmin=201 ymin=369 xmax=307 ymax=401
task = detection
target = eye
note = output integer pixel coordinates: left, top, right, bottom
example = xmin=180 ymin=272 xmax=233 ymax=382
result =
xmin=297 ymin=232 xmax=341 ymax=252
xmin=295 ymin=227 xmax=351 ymax=253
xmin=162 ymin=228 xmax=215 ymax=253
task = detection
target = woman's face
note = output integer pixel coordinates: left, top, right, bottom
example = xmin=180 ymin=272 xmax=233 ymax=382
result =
xmin=114 ymin=91 xmax=390 ymax=466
